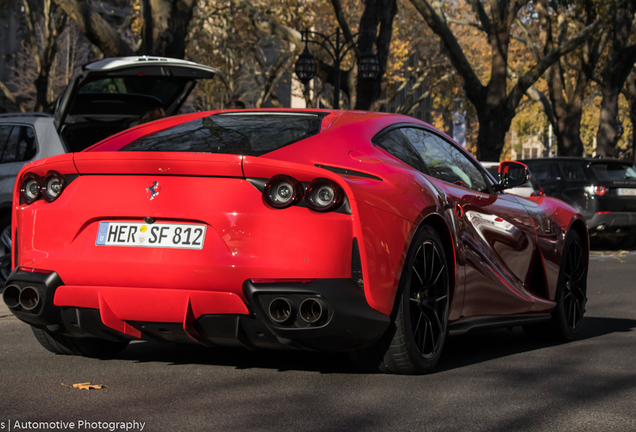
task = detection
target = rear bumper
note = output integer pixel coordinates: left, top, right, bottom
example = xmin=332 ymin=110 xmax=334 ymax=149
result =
xmin=3 ymin=269 xmax=390 ymax=351
xmin=586 ymin=212 xmax=636 ymax=236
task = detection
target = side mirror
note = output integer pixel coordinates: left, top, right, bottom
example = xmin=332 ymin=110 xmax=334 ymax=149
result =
xmin=495 ymin=160 xmax=529 ymax=191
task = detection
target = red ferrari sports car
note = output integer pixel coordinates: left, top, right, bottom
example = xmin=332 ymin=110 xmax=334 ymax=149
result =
xmin=3 ymin=109 xmax=588 ymax=374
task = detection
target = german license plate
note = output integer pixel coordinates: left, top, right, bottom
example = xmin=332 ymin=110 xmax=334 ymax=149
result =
xmin=96 ymin=222 xmax=206 ymax=250
xmin=617 ymin=188 xmax=636 ymax=196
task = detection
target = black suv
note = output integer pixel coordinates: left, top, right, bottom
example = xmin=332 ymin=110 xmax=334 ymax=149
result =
xmin=522 ymin=157 xmax=636 ymax=247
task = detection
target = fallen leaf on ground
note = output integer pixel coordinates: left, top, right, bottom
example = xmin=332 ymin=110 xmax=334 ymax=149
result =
xmin=62 ymin=382 xmax=107 ymax=390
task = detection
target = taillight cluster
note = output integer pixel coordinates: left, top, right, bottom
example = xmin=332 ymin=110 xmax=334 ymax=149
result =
xmin=263 ymin=176 xmax=344 ymax=212
xmin=586 ymin=185 xmax=608 ymax=196
xmin=20 ymin=171 xmax=66 ymax=204
xmin=593 ymin=186 xmax=607 ymax=196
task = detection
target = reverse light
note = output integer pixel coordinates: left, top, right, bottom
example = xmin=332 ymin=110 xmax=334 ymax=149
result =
xmin=21 ymin=173 xmax=41 ymax=204
xmin=263 ymin=175 xmax=304 ymax=209
xmin=305 ymin=178 xmax=343 ymax=212
xmin=42 ymin=171 xmax=65 ymax=202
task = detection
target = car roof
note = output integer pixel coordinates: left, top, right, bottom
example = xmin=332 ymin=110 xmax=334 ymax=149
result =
xmin=0 ymin=113 xmax=53 ymax=119
xmin=79 ymin=56 xmax=221 ymax=75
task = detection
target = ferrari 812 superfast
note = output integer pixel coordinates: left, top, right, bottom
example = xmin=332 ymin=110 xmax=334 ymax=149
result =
xmin=3 ymin=109 xmax=589 ymax=374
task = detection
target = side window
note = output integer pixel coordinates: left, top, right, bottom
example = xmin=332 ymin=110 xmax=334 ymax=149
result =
xmin=560 ymin=162 xmax=586 ymax=181
xmin=374 ymin=128 xmax=427 ymax=172
xmin=403 ymin=127 xmax=489 ymax=192
xmin=17 ymin=126 xmax=36 ymax=161
xmin=0 ymin=125 xmax=12 ymax=163
xmin=0 ymin=125 xmax=37 ymax=164
xmin=526 ymin=162 xmax=560 ymax=183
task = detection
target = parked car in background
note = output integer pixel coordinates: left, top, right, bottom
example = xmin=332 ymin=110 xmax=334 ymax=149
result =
xmin=480 ymin=161 xmax=543 ymax=197
xmin=0 ymin=56 xmax=220 ymax=282
xmin=0 ymin=113 xmax=66 ymax=281
xmin=522 ymin=157 xmax=636 ymax=247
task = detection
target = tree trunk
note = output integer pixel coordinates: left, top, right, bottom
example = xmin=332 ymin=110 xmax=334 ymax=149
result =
xmin=140 ymin=0 xmax=196 ymax=58
xmin=354 ymin=0 xmax=397 ymax=110
xmin=595 ymin=0 xmax=636 ymax=157
xmin=475 ymin=103 xmax=514 ymax=161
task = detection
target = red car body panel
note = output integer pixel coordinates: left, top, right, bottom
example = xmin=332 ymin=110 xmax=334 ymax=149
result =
xmin=7 ymin=109 xmax=588 ymax=351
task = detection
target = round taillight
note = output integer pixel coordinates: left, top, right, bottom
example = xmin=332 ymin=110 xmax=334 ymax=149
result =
xmin=42 ymin=171 xmax=65 ymax=202
xmin=21 ymin=173 xmax=41 ymax=204
xmin=263 ymin=175 xmax=304 ymax=209
xmin=305 ymin=178 xmax=343 ymax=212
xmin=594 ymin=186 xmax=607 ymax=196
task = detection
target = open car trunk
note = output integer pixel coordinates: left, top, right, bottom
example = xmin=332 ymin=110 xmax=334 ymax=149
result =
xmin=54 ymin=56 xmax=220 ymax=152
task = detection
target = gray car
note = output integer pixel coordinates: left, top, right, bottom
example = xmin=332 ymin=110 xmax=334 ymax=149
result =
xmin=0 ymin=56 xmax=220 ymax=281
xmin=0 ymin=113 xmax=66 ymax=279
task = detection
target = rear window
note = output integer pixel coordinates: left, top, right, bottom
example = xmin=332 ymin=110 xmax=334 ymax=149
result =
xmin=525 ymin=161 xmax=560 ymax=182
xmin=590 ymin=163 xmax=636 ymax=180
xmin=78 ymin=77 xmax=185 ymax=106
xmin=559 ymin=161 xmax=587 ymax=181
xmin=120 ymin=113 xmax=323 ymax=156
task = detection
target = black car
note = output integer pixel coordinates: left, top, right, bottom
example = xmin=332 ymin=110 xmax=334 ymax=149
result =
xmin=522 ymin=157 xmax=636 ymax=247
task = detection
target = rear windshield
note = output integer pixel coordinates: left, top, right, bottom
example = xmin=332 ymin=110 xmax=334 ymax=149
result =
xmin=590 ymin=163 xmax=636 ymax=180
xmin=78 ymin=77 xmax=186 ymax=106
xmin=120 ymin=113 xmax=323 ymax=156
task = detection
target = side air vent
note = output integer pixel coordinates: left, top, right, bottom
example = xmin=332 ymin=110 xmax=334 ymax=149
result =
xmin=352 ymin=238 xmax=363 ymax=291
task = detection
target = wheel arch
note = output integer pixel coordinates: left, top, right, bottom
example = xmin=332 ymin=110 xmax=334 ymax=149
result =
xmin=386 ymin=210 xmax=457 ymax=320
xmin=568 ymin=217 xmax=590 ymax=264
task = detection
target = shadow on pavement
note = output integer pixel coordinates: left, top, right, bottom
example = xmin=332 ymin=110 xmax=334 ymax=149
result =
xmin=438 ymin=316 xmax=636 ymax=372
xmin=103 ymin=315 xmax=636 ymax=374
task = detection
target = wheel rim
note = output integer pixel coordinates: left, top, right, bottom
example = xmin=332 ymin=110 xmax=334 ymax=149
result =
xmin=408 ymin=239 xmax=449 ymax=360
xmin=562 ymin=238 xmax=586 ymax=332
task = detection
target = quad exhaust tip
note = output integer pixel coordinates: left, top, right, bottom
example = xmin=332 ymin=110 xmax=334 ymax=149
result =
xmin=268 ymin=297 xmax=293 ymax=324
xmin=2 ymin=284 xmax=41 ymax=311
xmin=299 ymin=298 xmax=326 ymax=324
xmin=19 ymin=286 xmax=41 ymax=311
xmin=3 ymin=285 xmax=21 ymax=309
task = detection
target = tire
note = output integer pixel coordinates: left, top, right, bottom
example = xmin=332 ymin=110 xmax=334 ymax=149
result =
xmin=0 ymin=216 xmax=12 ymax=283
xmin=350 ymin=225 xmax=450 ymax=374
xmin=32 ymin=327 xmax=129 ymax=358
xmin=524 ymin=231 xmax=587 ymax=341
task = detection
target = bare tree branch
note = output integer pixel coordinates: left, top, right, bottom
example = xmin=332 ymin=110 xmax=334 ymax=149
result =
xmin=52 ymin=0 xmax=134 ymax=57
xmin=510 ymin=17 xmax=604 ymax=108
xmin=22 ymin=0 xmax=42 ymax=73
xmin=229 ymin=0 xmax=302 ymax=48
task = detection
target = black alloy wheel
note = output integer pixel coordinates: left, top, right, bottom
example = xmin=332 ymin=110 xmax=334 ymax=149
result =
xmin=559 ymin=233 xmax=587 ymax=335
xmin=407 ymin=237 xmax=449 ymax=361
xmin=524 ymin=231 xmax=587 ymax=341
xmin=349 ymin=225 xmax=450 ymax=374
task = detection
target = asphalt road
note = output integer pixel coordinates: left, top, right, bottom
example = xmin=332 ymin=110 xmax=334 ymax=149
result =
xmin=1 ymin=250 xmax=635 ymax=432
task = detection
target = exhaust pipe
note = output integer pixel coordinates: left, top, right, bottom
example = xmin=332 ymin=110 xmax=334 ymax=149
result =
xmin=19 ymin=286 xmax=40 ymax=311
xmin=268 ymin=297 xmax=293 ymax=324
xmin=299 ymin=298 xmax=327 ymax=324
xmin=3 ymin=284 xmax=21 ymax=309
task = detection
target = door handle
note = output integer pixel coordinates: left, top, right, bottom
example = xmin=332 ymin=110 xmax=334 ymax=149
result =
xmin=454 ymin=203 xmax=464 ymax=218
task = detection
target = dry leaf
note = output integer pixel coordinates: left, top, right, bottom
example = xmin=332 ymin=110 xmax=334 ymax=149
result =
xmin=62 ymin=382 xmax=107 ymax=390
